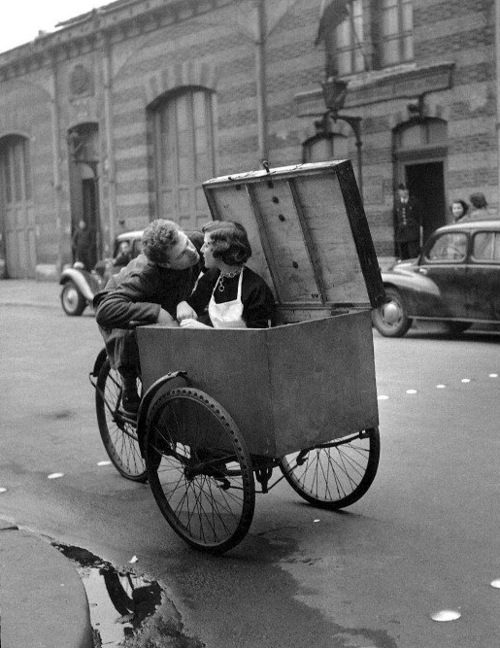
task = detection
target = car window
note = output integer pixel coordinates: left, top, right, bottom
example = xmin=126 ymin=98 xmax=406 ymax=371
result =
xmin=472 ymin=231 xmax=500 ymax=262
xmin=425 ymin=233 xmax=468 ymax=262
xmin=132 ymin=239 xmax=143 ymax=258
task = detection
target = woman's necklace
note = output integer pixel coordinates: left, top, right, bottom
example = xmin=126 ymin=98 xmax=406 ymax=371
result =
xmin=217 ymin=267 xmax=242 ymax=293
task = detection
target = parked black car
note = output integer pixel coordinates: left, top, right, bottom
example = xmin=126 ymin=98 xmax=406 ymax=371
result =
xmin=373 ymin=219 xmax=500 ymax=336
xmin=59 ymin=230 xmax=143 ymax=316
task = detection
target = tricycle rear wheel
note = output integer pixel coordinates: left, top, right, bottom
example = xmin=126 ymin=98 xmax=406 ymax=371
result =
xmin=279 ymin=427 xmax=380 ymax=510
xmin=144 ymin=387 xmax=255 ymax=554
xmin=96 ymin=358 xmax=147 ymax=482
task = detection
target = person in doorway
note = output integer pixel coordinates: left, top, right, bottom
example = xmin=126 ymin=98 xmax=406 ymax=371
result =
xmin=71 ymin=219 xmax=92 ymax=270
xmin=176 ymin=220 xmax=274 ymax=329
xmin=450 ymin=199 xmax=469 ymax=223
xmin=468 ymin=192 xmax=489 ymax=219
xmin=393 ymin=184 xmax=422 ymax=260
xmin=93 ymin=219 xmax=201 ymax=415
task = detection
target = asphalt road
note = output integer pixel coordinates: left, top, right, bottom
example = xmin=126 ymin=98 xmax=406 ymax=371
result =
xmin=1 ymin=305 xmax=500 ymax=648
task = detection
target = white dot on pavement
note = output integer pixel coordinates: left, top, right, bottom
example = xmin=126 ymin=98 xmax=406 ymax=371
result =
xmin=490 ymin=579 xmax=500 ymax=588
xmin=378 ymin=395 xmax=389 ymax=400
xmin=0 ymin=487 xmax=7 ymax=493
xmin=489 ymin=373 xmax=498 ymax=378
xmin=436 ymin=384 xmax=446 ymax=389
xmin=430 ymin=609 xmax=461 ymax=622
xmin=461 ymin=378 xmax=471 ymax=384
xmin=47 ymin=473 xmax=64 ymax=479
xmin=97 ymin=461 xmax=111 ymax=466
xmin=406 ymin=389 xmax=417 ymax=394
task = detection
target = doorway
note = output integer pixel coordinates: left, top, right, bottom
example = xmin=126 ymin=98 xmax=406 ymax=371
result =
xmin=67 ymin=124 xmax=100 ymax=268
xmin=405 ymin=161 xmax=446 ymax=246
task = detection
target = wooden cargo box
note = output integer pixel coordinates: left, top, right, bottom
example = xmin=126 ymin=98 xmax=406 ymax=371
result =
xmin=137 ymin=160 xmax=385 ymax=457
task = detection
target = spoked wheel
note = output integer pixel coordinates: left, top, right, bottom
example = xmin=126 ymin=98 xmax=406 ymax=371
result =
xmin=279 ymin=427 xmax=380 ymax=510
xmin=144 ymin=387 xmax=255 ymax=554
xmin=95 ymin=358 xmax=147 ymax=482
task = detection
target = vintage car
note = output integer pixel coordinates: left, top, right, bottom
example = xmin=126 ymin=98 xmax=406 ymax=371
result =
xmin=373 ymin=219 xmax=500 ymax=337
xmin=59 ymin=230 xmax=144 ymax=316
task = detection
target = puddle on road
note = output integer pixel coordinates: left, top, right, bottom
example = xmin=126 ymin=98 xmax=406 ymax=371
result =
xmin=53 ymin=543 xmax=203 ymax=647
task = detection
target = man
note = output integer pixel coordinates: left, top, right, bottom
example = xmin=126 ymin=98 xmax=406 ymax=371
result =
xmin=468 ymin=192 xmax=489 ymax=220
xmin=393 ymin=184 xmax=422 ymax=260
xmin=71 ymin=219 xmax=92 ymax=270
xmin=94 ymin=219 xmax=200 ymax=415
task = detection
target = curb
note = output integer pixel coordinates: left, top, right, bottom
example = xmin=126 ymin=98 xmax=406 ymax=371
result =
xmin=0 ymin=520 xmax=94 ymax=648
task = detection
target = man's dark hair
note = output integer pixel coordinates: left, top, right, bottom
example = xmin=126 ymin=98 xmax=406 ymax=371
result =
xmin=141 ymin=219 xmax=180 ymax=265
xmin=469 ymin=192 xmax=487 ymax=209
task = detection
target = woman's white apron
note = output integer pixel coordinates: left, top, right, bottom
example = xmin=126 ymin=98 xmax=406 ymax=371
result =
xmin=208 ymin=269 xmax=246 ymax=328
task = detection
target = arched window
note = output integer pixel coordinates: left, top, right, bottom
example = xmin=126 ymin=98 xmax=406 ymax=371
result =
xmin=154 ymin=87 xmax=215 ymax=230
xmin=0 ymin=134 xmax=35 ymax=278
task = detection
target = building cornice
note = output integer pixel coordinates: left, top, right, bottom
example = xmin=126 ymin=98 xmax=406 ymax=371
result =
xmin=295 ymin=61 xmax=455 ymax=118
xmin=0 ymin=0 xmax=232 ymax=79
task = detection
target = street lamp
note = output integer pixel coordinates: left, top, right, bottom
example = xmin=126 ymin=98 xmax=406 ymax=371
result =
xmin=316 ymin=77 xmax=363 ymax=199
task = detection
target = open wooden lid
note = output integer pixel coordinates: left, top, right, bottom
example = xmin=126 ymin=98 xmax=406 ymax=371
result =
xmin=203 ymin=160 xmax=385 ymax=315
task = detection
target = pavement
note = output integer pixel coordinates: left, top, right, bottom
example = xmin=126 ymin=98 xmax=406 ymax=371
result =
xmin=0 ymin=279 xmax=95 ymax=648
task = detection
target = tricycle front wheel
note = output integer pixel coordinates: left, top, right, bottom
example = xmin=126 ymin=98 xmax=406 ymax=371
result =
xmin=144 ymin=387 xmax=255 ymax=554
xmin=279 ymin=427 xmax=380 ymax=510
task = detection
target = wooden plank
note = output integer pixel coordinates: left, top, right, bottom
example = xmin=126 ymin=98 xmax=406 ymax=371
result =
xmin=288 ymin=178 xmax=328 ymax=304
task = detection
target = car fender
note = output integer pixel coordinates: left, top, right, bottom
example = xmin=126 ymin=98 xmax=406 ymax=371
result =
xmin=59 ymin=268 xmax=100 ymax=302
xmin=381 ymin=268 xmax=441 ymax=315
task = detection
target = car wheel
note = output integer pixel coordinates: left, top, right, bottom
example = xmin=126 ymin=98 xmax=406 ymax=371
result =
xmin=60 ymin=281 xmax=87 ymax=316
xmin=372 ymin=287 xmax=412 ymax=337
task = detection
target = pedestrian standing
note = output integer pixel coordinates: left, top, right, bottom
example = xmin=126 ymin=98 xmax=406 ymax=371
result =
xmin=468 ymin=192 xmax=489 ymax=219
xmin=450 ymin=199 xmax=469 ymax=223
xmin=393 ymin=184 xmax=422 ymax=260
xmin=71 ymin=219 xmax=92 ymax=270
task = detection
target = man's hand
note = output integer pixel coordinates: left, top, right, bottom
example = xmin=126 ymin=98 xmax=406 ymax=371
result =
xmin=180 ymin=318 xmax=210 ymax=329
xmin=176 ymin=301 xmax=198 ymax=322
xmin=156 ymin=308 xmax=178 ymax=326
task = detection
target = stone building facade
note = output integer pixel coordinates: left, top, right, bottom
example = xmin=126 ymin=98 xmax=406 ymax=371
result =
xmin=0 ymin=0 xmax=497 ymax=278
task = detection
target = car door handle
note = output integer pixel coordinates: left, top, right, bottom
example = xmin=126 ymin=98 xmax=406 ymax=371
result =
xmin=418 ymin=268 xmax=428 ymax=275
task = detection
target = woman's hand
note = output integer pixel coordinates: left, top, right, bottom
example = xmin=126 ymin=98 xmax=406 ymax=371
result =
xmin=156 ymin=308 xmax=178 ymax=326
xmin=176 ymin=301 xmax=198 ymax=322
xmin=179 ymin=318 xmax=211 ymax=329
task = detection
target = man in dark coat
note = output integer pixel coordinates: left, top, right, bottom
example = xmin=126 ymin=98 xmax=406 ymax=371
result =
xmin=93 ymin=219 xmax=201 ymax=415
xmin=393 ymin=184 xmax=422 ymax=260
xmin=71 ymin=219 xmax=92 ymax=270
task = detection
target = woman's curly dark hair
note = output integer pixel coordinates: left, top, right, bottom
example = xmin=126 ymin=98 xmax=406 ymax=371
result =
xmin=450 ymin=199 xmax=469 ymax=217
xmin=141 ymin=219 xmax=180 ymax=265
xmin=202 ymin=220 xmax=252 ymax=266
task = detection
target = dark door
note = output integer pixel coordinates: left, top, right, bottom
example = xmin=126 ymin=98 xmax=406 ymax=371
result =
xmin=405 ymin=162 xmax=446 ymax=246
xmin=414 ymin=230 xmax=469 ymax=319
xmin=82 ymin=177 xmax=99 ymax=268
xmin=468 ymin=230 xmax=500 ymax=321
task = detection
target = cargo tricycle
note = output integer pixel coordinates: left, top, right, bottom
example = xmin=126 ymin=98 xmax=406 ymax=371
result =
xmin=90 ymin=160 xmax=386 ymax=554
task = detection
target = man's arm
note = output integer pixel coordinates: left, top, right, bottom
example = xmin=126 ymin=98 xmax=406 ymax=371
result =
xmin=95 ymin=271 xmax=162 ymax=329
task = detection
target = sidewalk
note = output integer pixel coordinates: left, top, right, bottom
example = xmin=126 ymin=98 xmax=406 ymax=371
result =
xmin=1 ymin=278 xmax=94 ymax=647
xmin=0 ymin=520 xmax=94 ymax=648
xmin=0 ymin=277 xmax=61 ymax=308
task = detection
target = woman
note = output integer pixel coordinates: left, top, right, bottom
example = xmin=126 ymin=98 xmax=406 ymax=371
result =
xmin=450 ymin=199 xmax=469 ymax=223
xmin=176 ymin=220 xmax=274 ymax=329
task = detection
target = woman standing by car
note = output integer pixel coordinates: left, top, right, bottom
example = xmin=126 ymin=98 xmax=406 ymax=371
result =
xmin=450 ymin=199 xmax=469 ymax=223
